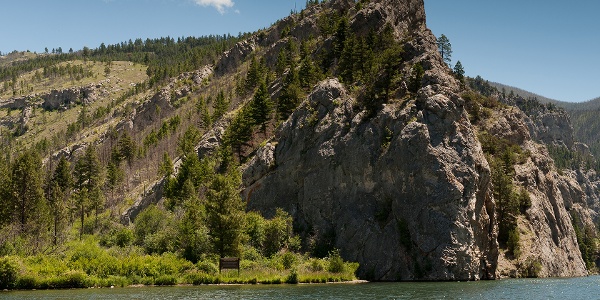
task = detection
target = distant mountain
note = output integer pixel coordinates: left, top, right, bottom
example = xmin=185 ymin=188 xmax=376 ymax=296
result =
xmin=489 ymin=81 xmax=600 ymax=111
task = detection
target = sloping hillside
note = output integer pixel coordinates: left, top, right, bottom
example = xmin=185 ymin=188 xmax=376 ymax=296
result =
xmin=0 ymin=0 xmax=598 ymax=284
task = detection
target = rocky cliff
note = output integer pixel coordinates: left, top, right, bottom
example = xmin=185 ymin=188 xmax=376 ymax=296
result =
xmin=0 ymin=80 xmax=110 ymax=110
xmin=243 ymin=78 xmax=497 ymax=280
xmin=237 ymin=0 xmax=590 ymax=280
xmin=237 ymin=0 xmax=498 ymax=281
xmin=482 ymin=107 xmax=587 ymax=277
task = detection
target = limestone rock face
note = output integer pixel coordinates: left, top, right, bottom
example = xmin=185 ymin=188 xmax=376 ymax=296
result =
xmin=525 ymin=109 xmax=575 ymax=149
xmin=242 ymin=78 xmax=497 ymax=280
xmin=0 ymin=80 xmax=109 ymax=110
xmin=215 ymin=40 xmax=256 ymax=76
xmin=485 ymin=109 xmax=588 ymax=277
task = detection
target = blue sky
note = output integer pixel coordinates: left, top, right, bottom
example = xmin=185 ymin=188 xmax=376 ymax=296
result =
xmin=0 ymin=0 xmax=299 ymax=53
xmin=1 ymin=1 xmax=598 ymax=102
xmin=425 ymin=1 xmax=600 ymax=102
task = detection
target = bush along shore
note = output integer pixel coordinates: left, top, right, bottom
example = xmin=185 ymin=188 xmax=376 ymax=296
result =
xmin=0 ymin=238 xmax=358 ymax=290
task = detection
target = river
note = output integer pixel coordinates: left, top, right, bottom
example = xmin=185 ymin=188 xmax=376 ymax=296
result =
xmin=2 ymin=276 xmax=600 ymax=299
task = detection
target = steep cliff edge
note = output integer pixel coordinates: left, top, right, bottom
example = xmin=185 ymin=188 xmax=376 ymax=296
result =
xmin=481 ymin=107 xmax=587 ymax=277
xmin=239 ymin=0 xmax=589 ymax=280
xmin=240 ymin=0 xmax=498 ymax=281
xmin=243 ymin=78 xmax=496 ymax=280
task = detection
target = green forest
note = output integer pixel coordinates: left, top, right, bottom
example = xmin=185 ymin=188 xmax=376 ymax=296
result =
xmin=0 ymin=1 xmax=407 ymax=289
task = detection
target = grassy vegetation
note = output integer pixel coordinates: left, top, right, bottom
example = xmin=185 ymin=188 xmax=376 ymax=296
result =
xmin=0 ymin=60 xmax=148 ymax=151
xmin=0 ymin=237 xmax=358 ymax=290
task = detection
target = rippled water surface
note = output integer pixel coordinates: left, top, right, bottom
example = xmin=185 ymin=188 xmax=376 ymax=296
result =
xmin=3 ymin=276 xmax=600 ymax=299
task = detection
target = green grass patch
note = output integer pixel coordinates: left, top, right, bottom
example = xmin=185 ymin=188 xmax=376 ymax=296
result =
xmin=0 ymin=240 xmax=358 ymax=290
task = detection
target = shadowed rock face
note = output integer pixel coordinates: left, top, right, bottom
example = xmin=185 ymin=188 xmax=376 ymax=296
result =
xmin=240 ymin=0 xmax=498 ymax=281
xmin=243 ymin=77 xmax=497 ymax=280
xmin=238 ymin=0 xmax=591 ymax=280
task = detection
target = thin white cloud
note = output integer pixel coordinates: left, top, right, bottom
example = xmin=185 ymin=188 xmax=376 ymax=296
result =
xmin=194 ymin=0 xmax=235 ymax=14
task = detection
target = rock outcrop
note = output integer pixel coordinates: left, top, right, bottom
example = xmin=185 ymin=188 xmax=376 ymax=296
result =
xmin=484 ymin=108 xmax=587 ymax=277
xmin=0 ymin=80 xmax=110 ymax=110
xmin=239 ymin=0 xmax=591 ymax=280
xmin=243 ymin=78 xmax=497 ymax=280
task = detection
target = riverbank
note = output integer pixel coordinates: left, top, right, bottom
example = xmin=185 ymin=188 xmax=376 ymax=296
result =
xmin=0 ymin=238 xmax=359 ymax=291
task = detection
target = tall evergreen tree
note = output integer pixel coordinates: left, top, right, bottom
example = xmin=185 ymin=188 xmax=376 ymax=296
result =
xmin=223 ymin=108 xmax=253 ymax=158
xmin=333 ymin=17 xmax=350 ymax=58
xmin=196 ymin=96 xmax=212 ymax=129
xmin=74 ymin=145 xmax=104 ymax=238
xmin=205 ymin=166 xmax=245 ymax=258
xmin=0 ymin=156 xmax=12 ymax=228
xmin=105 ymin=161 xmax=123 ymax=205
xmin=159 ymin=152 xmax=175 ymax=178
xmin=436 ymin=34 xmax=452 ymax=67
xmin=10 ymin=151 xmax=47 ymax=233
xmin=178 ymin=126 xmax=202 ymax=158
xmin=245 ymin=56 xmax=264 ymax=92
xmin=117 ymin=131 xmax=137 ymax=168
xmin=212 ymin=90 xmax=229 ymax=120
xmin=249 ymin=79 xmax=273 ymax=131
xmin=453 ymin=60 xmax=465 ymax=81
xmin=47 ymin=156 xmax=73 ymax=245
xmin=278 ymin=65 xmax=302 ymax=121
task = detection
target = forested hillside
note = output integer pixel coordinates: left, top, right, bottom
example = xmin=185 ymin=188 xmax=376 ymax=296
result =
xmin=0 ymin=3 xmax=361 ymax=288
xmin=1 ymin=0 xmax=599 ymax=288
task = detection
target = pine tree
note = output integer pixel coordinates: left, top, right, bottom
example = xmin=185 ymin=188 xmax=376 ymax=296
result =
xmin=105 ymin=161 xmax=123 ymax=205
xmin=178 ymin=178 xmax=210 ymax=262
xmin=333 ymin=17 xmax=350 ymax=58
xmin=249 ymin=79 xmax=273 ymax=131
xmin=74 ymin=145 xmax=104 ymax=238
xmin=278 ymin=64 xmax=302 ymax=121
xmin=178 ymin=126 xmax=202 ymax=158
xmin=276 ymin=48 xmax=288 ymax=76
xmin=436 ymin=34 xmax=452 ymax=67
xmin=0 ymin=156 xmax=11 ymax=228
xmin=245 ymin=56 xmax=264 ymax=92
xmin=118 ymin=131 xmax=136 ymax=168
xmin=159 ymin=152 xmax=174 ymax=178
xmin=212 ymin=90 xmax=229 ymax=120
xmin=205 ymin=166 xmax=245 ymax=258
xmin=224 ymin=108 xmax=253 ymax=158
xmin=196 ymin=96 xmax=212 ymax=128
xmin=298 ymin=40 xmax=320 ymax=89
xmin=339 ymin=33 xmax=356 ymax=84
xmin=453 ymin=60 xmax=465 ymax=81
xmin=47 ymin=156 xmax=72 ymax=245
xmin=11 ymin=151 xmax=47 ymax=233
xmin=409 ymin=63 xmax=424 ymax=93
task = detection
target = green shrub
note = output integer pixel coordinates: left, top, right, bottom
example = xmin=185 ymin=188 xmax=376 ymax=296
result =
xmin=520 ymin=258 xmax=542 ymax=278
xmin=281 ymin=252 xmax=297 ymax=270
xmin=16 ymin=274 xmax=38 ymax=289
xmin=197 ymin=261 xmax=218 ymax=275
xmin=307 ymin=258 xmax=325 ymax=272
xmin=327 ymin=249 xmax=345 ymax=273
xmin=0 ymin=257 xmax=19 ymax=289
xmin=507 ymin=229 xmax=521 ymax=258
xmin=154 ymin=275 xmax=177 ymax=286
xmin=134 ymin=205 xmax=170 ymax=246
xmin=285 ymin=268 xmax=299 ymax=284
xmin=61 ymin=270 xmax=90 ymax=288
xmin=241 ymin=246 xmax=263 ymax=261
xmin=115 ymin=227 xmax=134 ymax=247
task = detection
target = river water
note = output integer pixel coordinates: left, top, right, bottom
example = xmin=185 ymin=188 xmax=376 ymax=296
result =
xmin=2 ymin=276 xmax=600 ymax=299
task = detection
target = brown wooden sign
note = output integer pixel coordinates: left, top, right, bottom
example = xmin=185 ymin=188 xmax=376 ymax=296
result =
xmin=219 ymin=257 xmax=240 ymax=274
